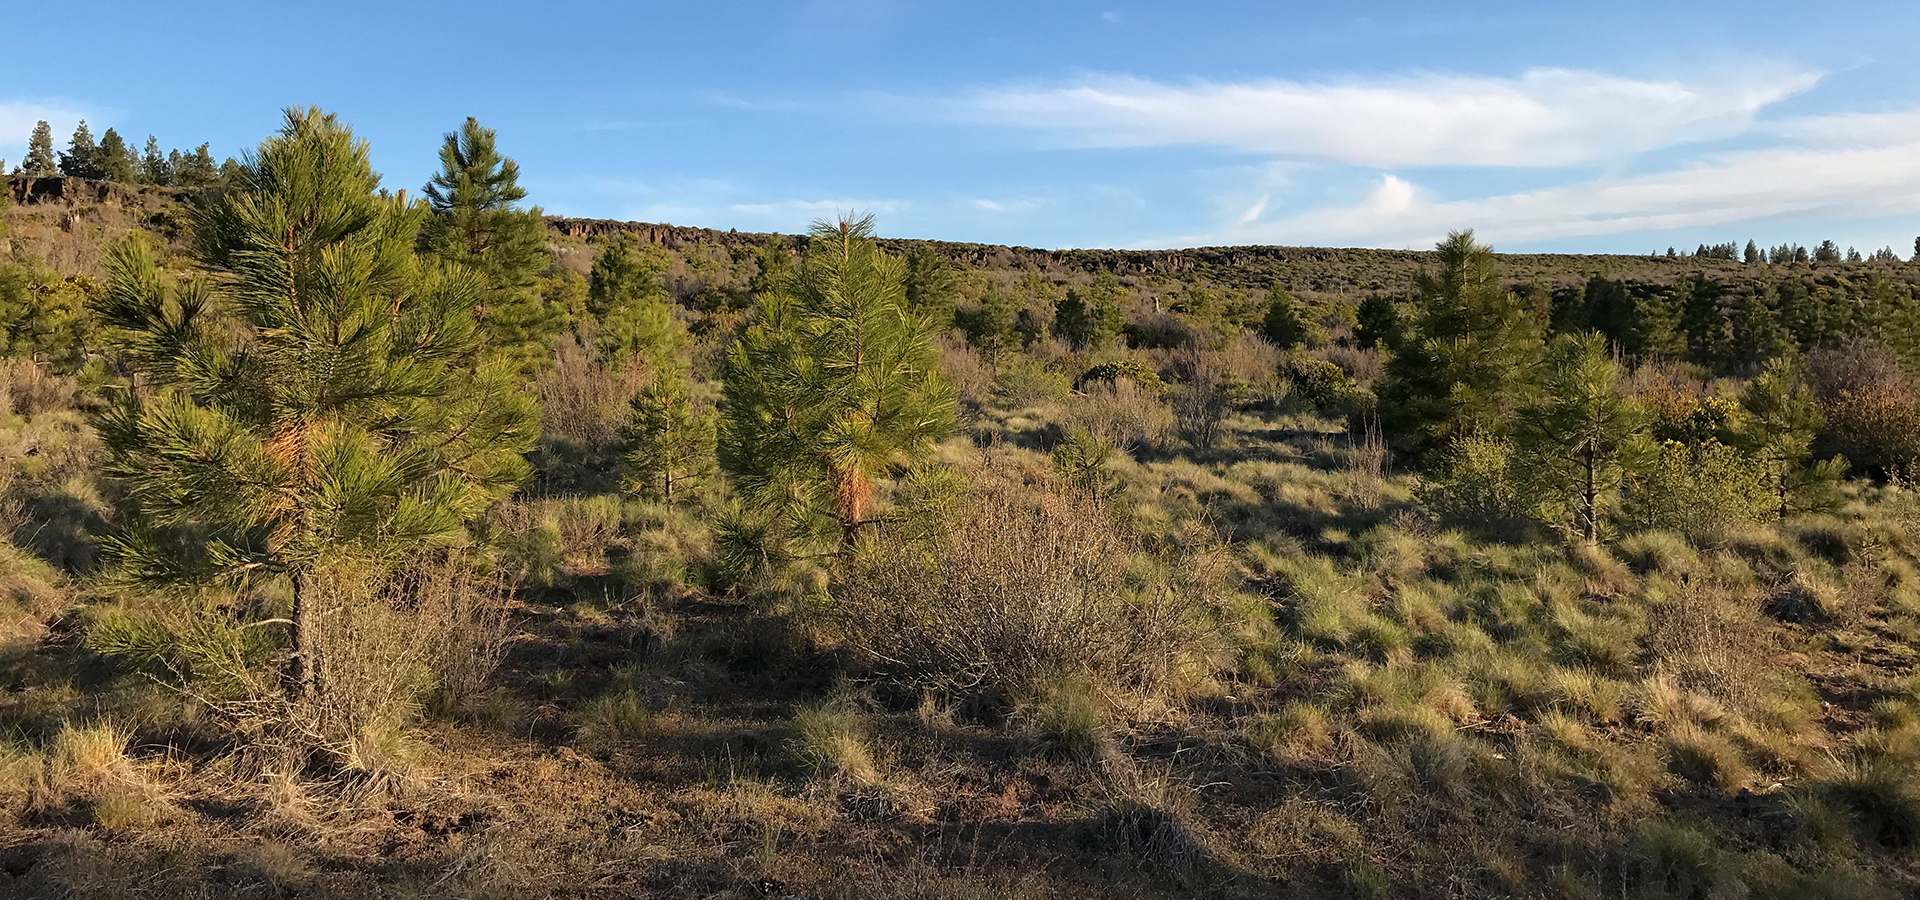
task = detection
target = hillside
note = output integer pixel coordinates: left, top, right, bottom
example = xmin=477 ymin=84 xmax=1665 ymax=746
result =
xmin=0 ymin=159 xmax=1919 ymax=900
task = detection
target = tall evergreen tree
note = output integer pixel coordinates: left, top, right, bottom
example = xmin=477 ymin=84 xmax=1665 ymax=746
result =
xmin=58 ymin=120 xmax=100 ymax=178
xmin=1628 ymin=287 xmax=1686 ymax=363
xmin=587 ymin=237 xmax=683 ymax=366
xmin=1355 ymin=293 xmax=1406 ymax=351
xmin=96 ymin=107 xmax=536 ymax=699
xmin=19 ymin=121 xmax=56 ymax=176
xmin=95 ymin=128 xmax=137 ymax=183
xmin=174 ymin=143 xmax=219 ymax=188
xmin=418 ymin=117 xmax=558 ymax=375
xmin=1745 ymin=240 xmax=1761 ymax=265
xmin=1514 ymin=333 xmax=1649 ymax=543
xmin=1380 ymin=230 xmax=1544 ymax=452
xmin=719 ymin=215 xmax=956 ymax=547
xmin=138 ymin=135 xmax=172 ymax=185
xmin=967 ymin=284 xmax=1020 ymax=362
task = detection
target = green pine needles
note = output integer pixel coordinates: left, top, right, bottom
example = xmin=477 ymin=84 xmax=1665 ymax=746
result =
xmin=719 ymin=214 xmax=956 ymax=548
xmin=97 ymin=107 xmax=537 ymax=697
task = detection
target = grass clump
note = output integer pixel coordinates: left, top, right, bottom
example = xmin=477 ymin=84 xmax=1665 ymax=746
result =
xmin=789 ymin=703 xmax=878 ymax=785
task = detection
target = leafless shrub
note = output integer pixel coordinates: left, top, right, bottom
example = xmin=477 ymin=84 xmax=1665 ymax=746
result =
xmin=831 ymin=467 xmax=1221 ymax=699
xmin=0 ymin=358 xmax=76 ymax=416
xmin=535 ymin=334 xmax=650 ymax=452
xmin=1643 ymin=581 xmax=1768 ymax=716
xmin=1062 ymin=379 xmax=1175 ymax=453
xmin=938 ymin=338 xmax=994 ymax=411
xmin=91 ymin=554 xmax=514 ymax=776
xmin=1319 ymin=344 xmax=1384 ymax=386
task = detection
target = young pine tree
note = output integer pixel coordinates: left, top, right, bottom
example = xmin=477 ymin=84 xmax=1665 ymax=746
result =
xmin=1513 ymin=332 xmax=1649 ymax=543
xmin=1380 ymin=230 xmax=1544 ymax=453
xmin=587 ymin=237 xmax=683 ymax=366
xmin=96 ymin=108 xmax=537 ymax=699
xmin=58 ymin=120 xmax=100 ymax=178
xmin=419 ymin=117 xmax=560 ymax=375
xmin=19 ymin=121 xmax=56 ymax=176
xmin=620 ymin=364 xmax=716 ymax=503
xmin=719 ymin=214 xmax=956 ymax=547
xmin=900 ymin=245 xmax=959 ymax=327
xmin=1260 ymin=284 xmax=1309 ymax=348
xmin=1053 ymin=273 xmax=1126 ymax=351
xmin=1737 ymin=357 xmax=1844 ymax=518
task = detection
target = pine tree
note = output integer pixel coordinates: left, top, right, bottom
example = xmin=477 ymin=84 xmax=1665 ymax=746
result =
xmin=96 ymin=107 xmax=536 ymax=699
xmin=587 ymin=237 xmax=683 ymax=366
xmin=1379 ymin=230 xmax=1544 ymax=452
xmin=1055 ymin=273 xmax=1126 ymax=351
xmin=1355 ymin=293 xmax=1406 ymax=351
xmin=718 ymin=214 xmax=956 ymax=547
xmin=174 ymin=143 xmax=218 ymax=188
xmin=1260 ymin=284 xmax=1308 ymax=348
xmin=138 ymin=135 xmax=172 ymax=185
xmin=95 ymin=128 xmax=137 ymax=183
xmin=1513 ymin=332 xmax=1649 ymax=543
xmin=1736 ymin=357 xmax=1843 ymax=518
xmin=1627 ymin=287 xmax=1686 ymax=363
xmin=58 ymin=120 xmax=100 ymax=178
xmin=967 ymin=284 xmax=1020 ymax=361
xmin=1745 ymin=240 xmax=1761 ymax=265
xmin=620 ymin=364 xmax=716 ymax=502
xmin=1727 ymin=285 xmax=1793 ymax=369
xmin=19 ymin=121 xmax=56 ymax=176
xmin=901 ymin=245 xmax=958 ymax=326
xmin=418 ymin=118 xmax=558 ymax=375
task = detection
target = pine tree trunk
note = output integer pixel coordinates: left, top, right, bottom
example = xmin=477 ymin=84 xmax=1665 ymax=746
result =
xmin=1583 ymin=438 xmax=1598 ymax=544
xmin=287 ymin=571 xmax=318 ymax=700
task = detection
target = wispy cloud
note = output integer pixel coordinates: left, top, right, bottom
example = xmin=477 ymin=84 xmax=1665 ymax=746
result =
xmin=953 ymin=67 xmax=1819 ymax=167
xmin=0 ymin=100 xmax=93 ymax=150
xmin=1182 ymin=139 xmax=1920 ymax=248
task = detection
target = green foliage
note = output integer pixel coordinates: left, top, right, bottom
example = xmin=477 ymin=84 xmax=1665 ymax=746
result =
xmin=1280 ymin=357 xmax=1364 ymax=414
xmin=96 ymin=107 xmax=536 ymax=695
xmin=964 ymin=284 xmax=1021 ymax=360
xmin=1621 ymin=439 xmax=1771 ymax=537
xmin=418 ymin=117 xmax=559 ymax=375
xmin=901 ymin=245 xmax=958 ymax=325
xmin=1423 ymin=433 xmax=1528 ymax=529
xmin=1381 ymin=231 xmax=1544 ymax=453
xmin=1054 ymin=274 xmax=1126 ymax=351
xmin=94 ymin=129 xmax=137 ymax=183
xmin=718 ymin=215 xmax=956 ymax=546
xmin=620 ymin=366 xmax=716 ymax=503
xmin=1260 ymin=285 xmax=1309 ymax=348
xmin=0 ymin=263 xmax=94 ymax=371
xmin=1736 ymin=357 xmax=1844 ymax=517
xmin=1077 ymin=359 xmax=1165 ymax=395
xmin=1513 ymin=333 xmax=1649 ymax=543
xmin=588 ymin=237 xmax=683 ymax=366
xmin=19 ymin=120 xmax=56 ymax=177
xmin=1354 ymin=294 xmax=1405 ymax=351
xmin=1052 ymin=428 xmax=1126 ymax=503
xmin=58 ymin=120 xmax=99 ymax=179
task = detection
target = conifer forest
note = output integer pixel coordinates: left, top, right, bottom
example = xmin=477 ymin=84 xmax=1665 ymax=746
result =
xmin=4 ymin=109 xmax=1920 ymax=898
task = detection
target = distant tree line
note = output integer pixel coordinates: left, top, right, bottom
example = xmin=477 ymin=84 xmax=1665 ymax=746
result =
xmin=10 ymin=119 xmax=234 ymax=189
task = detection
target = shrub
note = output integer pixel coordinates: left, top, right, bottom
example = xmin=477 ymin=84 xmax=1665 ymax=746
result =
xmin=1061 ymin=377 xmax=1176 ymax=453
xmin=991 ymin=355 xmax=1073 ymax=409
xmin=91 ymin=555 xmax=512 ymax=772
xmin=830 ymin=468 xmax=1221 ymax=699
xmin=1279 ymin=356 xmax=1365 ymax=416
xmin=1078 ymin=359 xmax=1167 ymax=394
xmin=789 ymin=703 xmax=878 ymax=784
xmin=1621 ymin=440 xmax=1771 ymax=538
xmin=1421 ymin=433 xmax=1530 ymax=531
xmin=1809 ymin=339 xmax=1920 ymax=478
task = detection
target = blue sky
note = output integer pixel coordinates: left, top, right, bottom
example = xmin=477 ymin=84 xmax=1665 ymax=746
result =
xmin=8 ymin=1 xmax=1920 ymax=253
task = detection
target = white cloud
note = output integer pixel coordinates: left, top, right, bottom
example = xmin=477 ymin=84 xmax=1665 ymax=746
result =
xmin=0 ymin=101 xmax=92 ymax=151
xmin=1179 ymin=138 xmax=1920 ymax=248
xmin=956 ymin=67 xmax=1819 ymax=167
